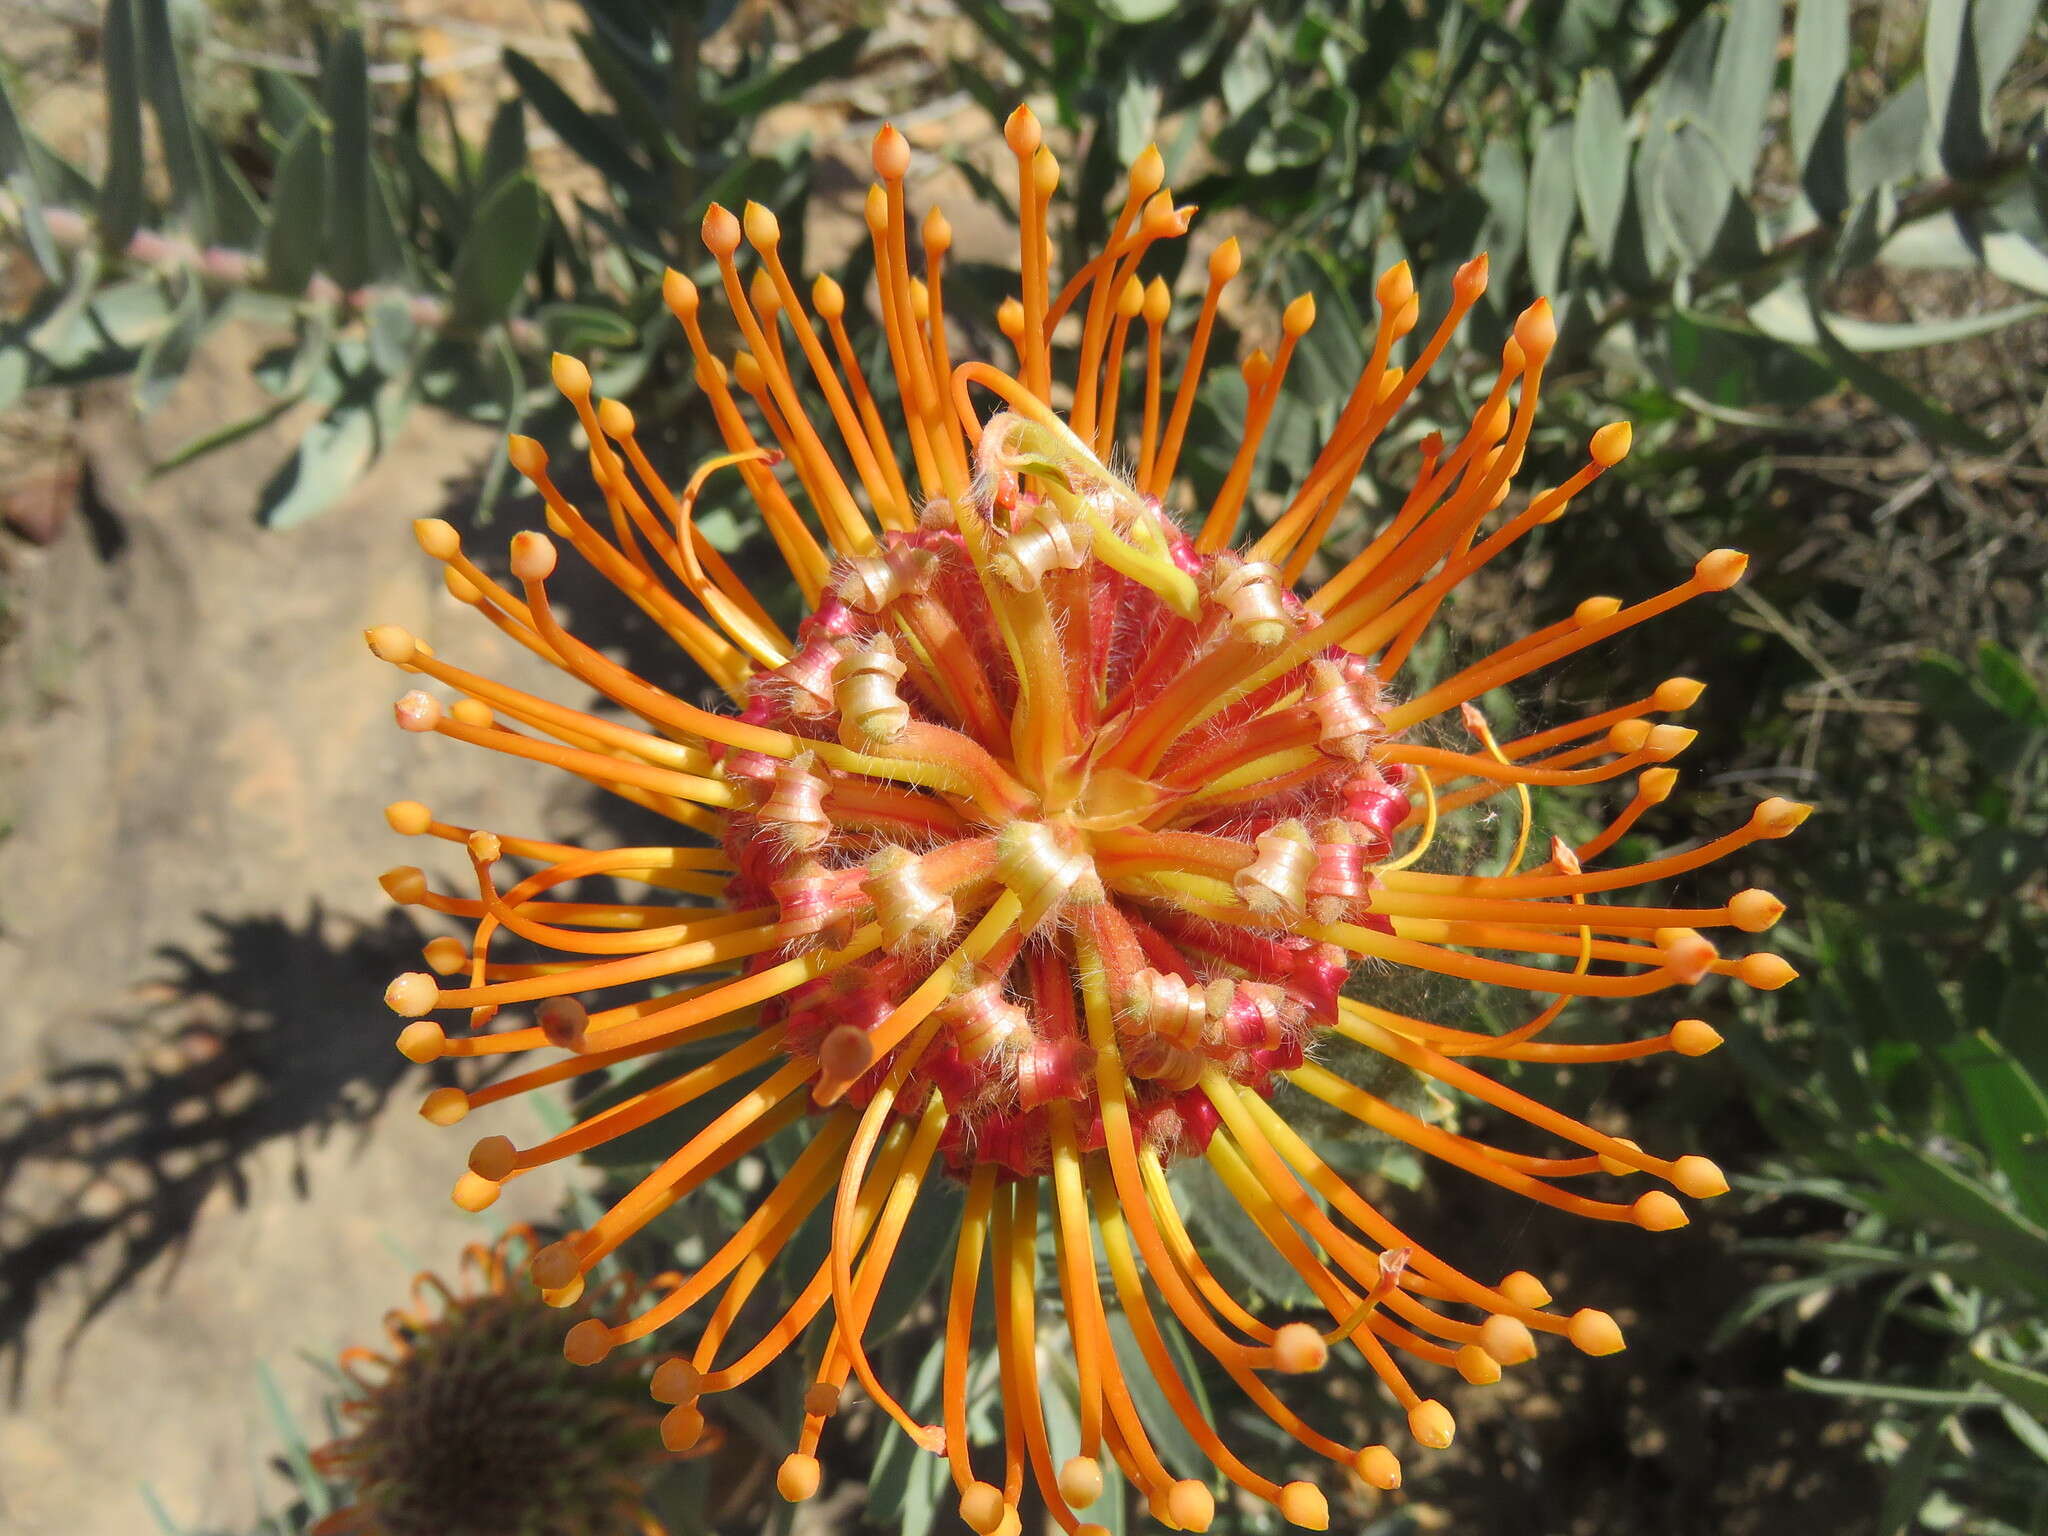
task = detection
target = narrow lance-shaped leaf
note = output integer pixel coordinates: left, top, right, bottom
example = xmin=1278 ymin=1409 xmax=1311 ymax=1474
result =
xmin=478 ymin=96 xmax=528 ymax=202
xmin=259 ymin=363 xmax=413 ymax=529
xmin=1924 ymin=0 xmax=1989 ymax=175
xmin=0 ymin=64 xmax=59 ymax=278
xmin=502 ymin=48 xmax=648 ymax=194
xmin=449 ymin=174 xmax=546 ymax=331
xmin=711 ymin=28 xmax=871 ymax=118
xmin=1709 ymin=0 xmax=1779 ymax=193
xmin=1974 ymin=0 xmax=2043 ymax=114
xmin=323 ymin=29 xmax=374 ymax=290
xmin=134 ymin=273 xmax=206 ymax=413
xmin=1527 ymin=118 xmax=1577 ymax=295
xmin=1791 ymin=0 xmax=1850 ymax=220
xmin=1958 ymin=1353 xmax=2048 ymax=1421
xmin=262 ymin=122 xmax=327 ymax=297
xmin=1572 ymin=68 xmax=1628 ymax=266
xmin=1801 ymin=267 xmax=1998 ymax=453
xmin=1477 ymin=136 xmax=1528 ymax=284
xmin=98 ymin=0 xmax=146 ymax=253
xmin=135 ymin=0 xmax=206 ymax=234
xmin=1940 ymin=1030 xmax=2048 ymax=1227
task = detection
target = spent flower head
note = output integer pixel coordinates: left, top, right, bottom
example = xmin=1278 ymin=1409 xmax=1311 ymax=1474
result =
xmin=368 ymin=106 xmax=1802 ymax=1532
xmin=308 ymin=1227 xmax=673 ymax=1536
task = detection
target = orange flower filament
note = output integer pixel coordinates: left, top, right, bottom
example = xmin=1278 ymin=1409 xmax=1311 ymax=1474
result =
xmin=369 ymin=106 xmax=1803 ymax=1532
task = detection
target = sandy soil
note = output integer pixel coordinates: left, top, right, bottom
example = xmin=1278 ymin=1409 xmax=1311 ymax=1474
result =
xmin=0 ymin=326 xmax=575 ymax=1536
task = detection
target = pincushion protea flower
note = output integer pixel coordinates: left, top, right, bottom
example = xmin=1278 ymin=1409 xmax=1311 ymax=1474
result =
xmin=368 ymin=106 xmax=1803 ymax=1533
xmin=309 ymin=1227 xmax=674 ymax=1536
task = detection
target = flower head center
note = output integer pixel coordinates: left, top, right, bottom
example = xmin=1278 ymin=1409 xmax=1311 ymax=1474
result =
xmin=721 ymin=417 xmax=1396 ymax=1177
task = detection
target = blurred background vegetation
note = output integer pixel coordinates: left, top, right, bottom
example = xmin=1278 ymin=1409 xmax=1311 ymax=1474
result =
xmin=2 ymin=1 xmax=2044 ymax=1533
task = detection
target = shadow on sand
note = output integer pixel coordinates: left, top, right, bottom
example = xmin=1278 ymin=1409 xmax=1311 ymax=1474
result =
xmin=0 ymin=905 xmax=429 ymax=1397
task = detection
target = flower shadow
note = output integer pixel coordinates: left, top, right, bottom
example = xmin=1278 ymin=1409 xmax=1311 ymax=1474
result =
xmin=0 ymin=904 xmax=426 ymax=1398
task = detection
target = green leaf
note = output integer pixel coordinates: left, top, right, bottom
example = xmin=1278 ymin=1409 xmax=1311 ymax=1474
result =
xmin=1526 ymin=119 xmax=1576 ymax=294
xmin=200 ymin=137 xmax=266 ymax=252
xmin=258 ymin=363 xmax=412 ymax=528
xmin=503 ymin=48 xmax=648 ymax=194
xmin=1977 ymin=641 xmax=2048 ymax=724
xmin=2001 ymin=1401 xmax=2048 ymax=1468
xmin=866 ymin=1178 xmax=964 ymax=1340
xmin=867 ymin=1335 xmax=948 ymax=1532
xmin=1105 ymin=1305 xmax=1210 ymax=1482
xmin=98 ymin=0 xmax=146 ymax=253
xmin=479 ymin=96 xmax=528 ymax=200
xmin=1790 ymin=0 xmax=1850 ymax=220
xmin=537 ymin=301 xmax=638 ymax=352
xmin=1958 ymin=1353 xmax=2048 ymax=1420
xmin=26 ymin=247 xmax=107 ymax=362
xmin=0 ymin=69 xmax=59 ymax=279
xmin=1750 ymin=279 xmax=2042 ymax=351
xmin=1849 ymin=78 xmax=1929 ymax=200
xmin=574 ymin=27 xmax=675 ymax=167
xmin=1801 ymin=274 xmax=1999 ymax=452
xmin=258 ymin=1363 xmax=331 ymax=1519
xmin=256 ymin=71 xmax=320 ymax=149
xmin=1924 ymin=0 xmax=1989 ymax=174
xmin=1941 ymin=1031 xmax=2048 ymax=1225
xmin=1655 ymin=119 xmax=1758 ymax=265
xmin=1169 ymin=1159 xmax=1316 ymax=1307
xmin=366 ymin=291 xmax=416 ymax=378
xmin=473 ymin=330 xmax=525 ymax=522
xmin=363 ymin=162 xmax=412 ymax=284
xmin=1709 ymin=0 xmax=1779 ymax=194
xmin=150 ymin=394 xmax=300 ymax=475
xmin=1785 ymin=1368 xmax=1999 ymax=1406
xmin=1974 ymin=0 xmax=2042 ymax=110
xmin=261 ymin=123 xmax=326 ymax=296
xmin=449 ymin=174 xmax=545 ymax=331
xmin=1477 ymin=137 xmax=1528 ymax=283
xmin=1572 ymin=69 xmax=1628 ymax=266
xmin=135 ymin=0 xmax=206 ymax=234
xmin=1878 ymin=1411 xmax=1948 ymax=1536
xmin=1666 ymin=305 xmax=1836 ymax=409
xmin=1832 ymin=184 xmax=1896 ymax=275
xmin=712 ymin=28 xmax=871 ymax=119
xmin=134 ymin=275 xmax=205 ymax=413
xmin=1854 ymin=1129 xmax=2048 ymax=1302
xmin=322 ymin=30 xmax=374 ymax=289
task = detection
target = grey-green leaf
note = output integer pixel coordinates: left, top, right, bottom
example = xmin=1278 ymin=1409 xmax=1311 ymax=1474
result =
xmin=1850 ymin=78 xmax=1930 ymax=199
xmin=1572 ymin=69 xmax=1628 ymax=267
xmin=1791 ymin=0 xmax=1850 ymax=220
xmin=449 ymin=174 xmax=545 ymax=331
xmin=1801 ymin=276 xmax=1999 ymax=452
xmin=98 ymin=0 xmax=146 ymax=252
xmin=503 ymin=48 xmax=647 ymax=194
xmin=1958 ymin=1353 xmax=2048 ymax=1421
xmin=135 ymin=0 xmax=206 ymax=233
xmin=712 ymin=28 xmax=872 ymax=119
xmin=1924 ymin=0 xmax=1989 ymax=174
xmin=134 ymin=275 xmax=205 ymax=413
xmin=261 ymin=123 xmax=326 ymax=296
xmin=258 ymin=366 xmax=411 ymax=528
xmin=1527 ymin=119 xmax=1576 ymax=294
xmin=322 ymin=30 xmax=374 ymax=289
xmin=478 ymin=96 xmax=527 ymax=200
xmin=1709 ymin=0 xmax=1779 ymax=193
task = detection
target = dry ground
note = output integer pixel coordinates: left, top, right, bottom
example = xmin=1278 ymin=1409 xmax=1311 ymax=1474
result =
xmin=0 ymin=328 xmax=576 ymax=1536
